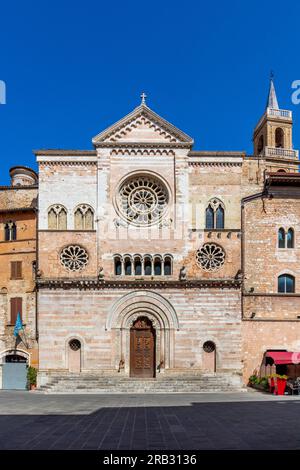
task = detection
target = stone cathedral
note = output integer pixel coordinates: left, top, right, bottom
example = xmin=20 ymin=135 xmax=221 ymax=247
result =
xmin=3 ymin=80 xmax=300 ymax=392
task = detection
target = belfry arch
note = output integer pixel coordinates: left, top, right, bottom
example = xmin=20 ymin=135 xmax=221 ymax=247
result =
xmin=106 ymin=291 xmax=179 ymax=374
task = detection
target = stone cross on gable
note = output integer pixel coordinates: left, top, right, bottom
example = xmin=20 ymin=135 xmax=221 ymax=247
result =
xmin=140 ymin=92 xmax=147 ymax=105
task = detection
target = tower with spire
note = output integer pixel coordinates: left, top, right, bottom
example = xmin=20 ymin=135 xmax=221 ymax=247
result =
xmin=253 ymin=76 xmax=298 ymax=161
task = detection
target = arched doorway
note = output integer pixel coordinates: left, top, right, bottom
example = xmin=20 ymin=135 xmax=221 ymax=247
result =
xmin=202 ymin=341 xmax=216 ymax=373
xmin=2 ymin=351 xmax=28 ymax=390
xmin=130 ymin=317 xmax=156 ymax=378
xmin=68 ymin=339 xmax=81 ymax=373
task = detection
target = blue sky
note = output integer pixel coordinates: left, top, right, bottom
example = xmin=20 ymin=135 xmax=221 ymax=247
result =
xmin=1 ymin=0 xmax=300 ymax=184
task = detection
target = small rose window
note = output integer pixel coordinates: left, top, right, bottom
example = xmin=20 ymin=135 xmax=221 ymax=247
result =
xmin=60 ymin=245 xmax=89 ymax=272
xmin=196 ymin=243 xmax=225 ymax=272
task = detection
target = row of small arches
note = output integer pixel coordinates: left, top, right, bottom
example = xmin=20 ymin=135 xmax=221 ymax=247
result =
xmin=278 ymin=228 xmax=294 ymax=249
xmin=114 ymin=254 xmax=173 ymax=276
xmin=48 ymin=204 xmax=94 ymax=230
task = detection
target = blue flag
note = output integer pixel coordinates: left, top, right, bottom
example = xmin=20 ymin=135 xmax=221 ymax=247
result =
xmin=13 ymin=312 xmax=23 ymax=337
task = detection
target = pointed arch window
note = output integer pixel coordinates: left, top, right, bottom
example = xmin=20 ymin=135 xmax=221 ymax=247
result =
xmin=278 ymin=227 xmax=295 ymax=249
xmin=4 ymin=221 xmax=17 ymax=241
xmin=205 ymin=199 xmax=225 ymax=229
xmin=205 ymin=206 xmax=214 ymax=229
xmin=48 ymin=205 xmax=67 ymax=230
xmin=287 ymin=228 xmax=294 ymax=249
xmin=278 ymin=274 xmax=295 ymax=293
xmin=278 ymin=228 xmax=285 ymax=248
xmin=74 ymin=204 xmax=94 ymax=230
xmin=216 ymin=206 xmax=225 ymax=229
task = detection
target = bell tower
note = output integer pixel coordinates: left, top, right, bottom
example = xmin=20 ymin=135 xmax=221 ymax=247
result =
xmin=253 ymin=77 xmax=298 ymax=161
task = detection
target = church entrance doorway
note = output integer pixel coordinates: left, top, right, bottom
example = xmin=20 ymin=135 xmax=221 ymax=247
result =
xmin=130 ymin=316 xmax=156 ymax=378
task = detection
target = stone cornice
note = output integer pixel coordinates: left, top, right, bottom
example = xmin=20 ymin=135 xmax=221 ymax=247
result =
xmin=38 ymin=160 xmax=97 ymax=166
xmin=37 ymin=278 xmax=241 ymax=290
xmin=34 ymin=150 xmax=97 ymax=156
xmin=188 ymin=151 xmax=246 ymax=157
xmin=96 ymin=141 xmax=192 ymax=149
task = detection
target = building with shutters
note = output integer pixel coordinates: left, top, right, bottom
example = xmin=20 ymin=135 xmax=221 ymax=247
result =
xmin=0 ymin=167 xmax=38 ymax=389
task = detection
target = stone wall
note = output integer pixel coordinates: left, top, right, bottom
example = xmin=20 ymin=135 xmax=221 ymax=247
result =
xmin=38 ymin=287 xmax=242 ymax=381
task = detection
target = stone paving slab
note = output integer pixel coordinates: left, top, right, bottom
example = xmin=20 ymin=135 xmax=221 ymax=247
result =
xmin=0 ymin=391 xmax=299 ymax=449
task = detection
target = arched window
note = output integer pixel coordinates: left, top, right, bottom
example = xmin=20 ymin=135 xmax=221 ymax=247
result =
xmin=287 ymin=228 xmax=294 ymax=249
xmin=205 ymin=199 xmax=225 ymax=229
xmin=205 ymin=206 xmax=214 ymax=230
xmin=144 ymin=257 xmax=152 ymax=275
xmin=4 ymin=221 xmax=17 ymax=241
xmin=74 ymin=204 xmax=94 ymax=230
xmin=257 ymin=135 xmax=264 ymax=154
xmin=124 ymin=257 xmax=132 ymax=275
xmin=48 ymin=205 xmax=67 ymax=230
xmin=114 ymin=256 xmax=122 ymax=276
xmin=164 ymin=256 xmax=172 ymax=275
xmin=154 ymin=257 xmax=162 ymax=275
xmin=216 ymin=206 xmax=224 ymax=229
xmin=278 ymin=274 xmax=295 ymax=293
xmin=278 ymin=228 xmax=285 ymax=248
xmin=275 ymin=128 xmax=284 ymax=148
xmin=134 ymin=257 xmax=142 ymax=275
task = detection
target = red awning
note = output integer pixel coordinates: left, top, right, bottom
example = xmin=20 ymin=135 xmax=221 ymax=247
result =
xmin=265 ymin=351 xmax=300 ymax=365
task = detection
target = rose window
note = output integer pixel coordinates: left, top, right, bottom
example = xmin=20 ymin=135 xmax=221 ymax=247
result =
xmin=196 ymin=243 xmax=225 ymax=271
xmin=60 ymin=245 xmax=89 ymax=272
xmin=117 ymin=175 xmax=168 ymax=225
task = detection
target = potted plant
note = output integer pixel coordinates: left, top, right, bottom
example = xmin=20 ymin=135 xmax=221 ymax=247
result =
xmin=275 ymin=374 xmax=288 ymax=395
xmin=267 ymin=374 xmax=277 ymax=393
xmin=27 ymin=366 xmax=37 ymax=391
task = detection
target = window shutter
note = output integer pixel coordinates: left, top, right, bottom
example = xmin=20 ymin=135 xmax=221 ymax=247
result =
xmin=16 ymin=262 xmax=22 ymax=279
xmin=10 ymin=297 xmax=22 ymax=324
xmin=11 ymin=262 xmax=22 ymax=279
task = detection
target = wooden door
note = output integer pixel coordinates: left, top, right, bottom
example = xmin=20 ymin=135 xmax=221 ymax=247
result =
xmin=68 ymin=339 xmax=81 ymax=373
xmin=130 ymin=317 xmax=155 ymax=378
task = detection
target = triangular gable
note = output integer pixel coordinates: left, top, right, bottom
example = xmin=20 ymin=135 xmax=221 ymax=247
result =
xmin=92 ymin=104 xmax=194 ymax=146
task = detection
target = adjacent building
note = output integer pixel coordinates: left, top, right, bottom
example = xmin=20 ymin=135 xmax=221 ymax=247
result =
xmin=0 ymin=167 xmax=38 ymax=389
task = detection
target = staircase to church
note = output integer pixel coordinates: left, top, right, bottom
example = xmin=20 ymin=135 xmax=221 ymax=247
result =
xmin=38 ymin=372 xmax=243 ymax=393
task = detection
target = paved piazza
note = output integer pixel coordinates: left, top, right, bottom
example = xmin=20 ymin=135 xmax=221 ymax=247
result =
xmin=0 ymin=391 xmax=300 ymax=450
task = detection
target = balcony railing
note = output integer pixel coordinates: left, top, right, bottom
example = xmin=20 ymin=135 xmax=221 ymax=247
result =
xmin=264 ymin=147 xmax=299 ymax=159
xmin=267 ymin=107 xmax=292 ymax=119
xmin=256 ymin=107 xmax=292 ymax=129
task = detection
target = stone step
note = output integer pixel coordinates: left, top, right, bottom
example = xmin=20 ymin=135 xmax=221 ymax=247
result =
xmin=38 ymin=373 xmax=243 ymax=393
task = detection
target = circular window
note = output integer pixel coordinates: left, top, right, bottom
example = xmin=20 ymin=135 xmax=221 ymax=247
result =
xmin=203 ymin=341 xmax=216 ymax=353
xmin=69 ymin=339 xmax=81 ymax=351
xmin=60 ymin=245 xmax=89 ymax=272
xmin=116 ymin=175 xmax=168 ymax=225
xmin=196 ymin=243 xmax=225 ymax=271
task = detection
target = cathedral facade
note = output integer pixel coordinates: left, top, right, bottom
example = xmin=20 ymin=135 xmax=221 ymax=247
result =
xmin=33 ymin=82 xmax=300 ymax=391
